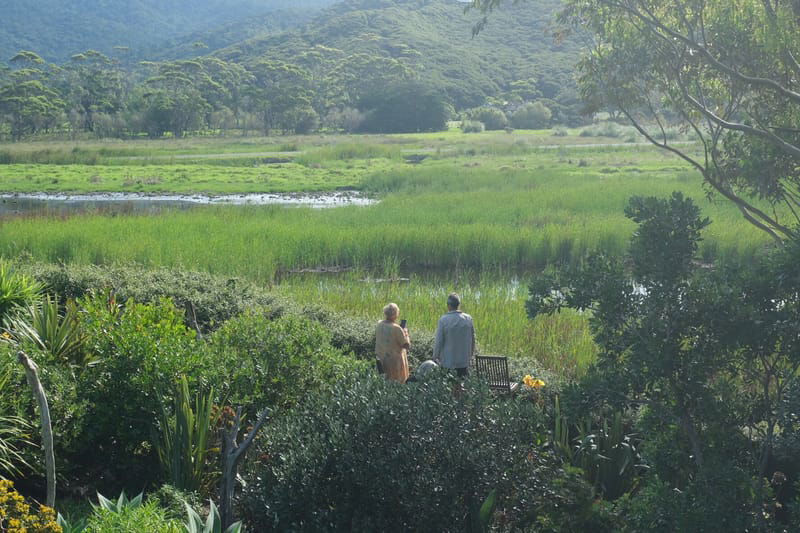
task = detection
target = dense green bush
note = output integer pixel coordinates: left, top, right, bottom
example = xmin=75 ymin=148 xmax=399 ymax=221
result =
xmin=18 ymin=263 xmax=294 ymax=332
xmin=358 ymin=82 xmax=449 ymax=133
xmin=208 ymin=310 xmax=366 ymax=411
xmin=71 ymin=296 xmax=206 ymax=489
xmin=511 ymin=101 xmax=552 ymax=129
xmin=0 ymin=261 xmax=42 ymax=322
xmin=528 ymin=193 xmax=800 ymax=529
xmin=240 ymin=373 xmax=603 ymax=532
xmin=466 ymin=106 xmax=508 ymax=130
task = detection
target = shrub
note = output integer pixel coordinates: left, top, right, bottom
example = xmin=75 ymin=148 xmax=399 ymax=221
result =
xmin=460 ymin=120 xmax=485 ymax=133
xmin=511 ymin=101 xmax=552 ymax=129
xmin=0 ymin=261 xmax=43 ymax=322
xmin=466 ymin=107 xmax=508 ymax=130
xmin=358 ymin=82 xmax=449 ymax=133
xmin=208 ymin=311 xmax=365 ymax=412
xmin=0 ymin=479 xmax=61 ymax=532
xmin=72 ymin=296 xmax=206 ymax=489
xmin=240 ymin=373 xmax=598 ymax=532
xmin=84 ymin=500 xmax=181 ymax=533
xmin=18 ymin=263 xmax=293 ymax=332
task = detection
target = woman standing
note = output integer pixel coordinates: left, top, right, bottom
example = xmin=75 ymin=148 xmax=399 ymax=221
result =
xmin=375 ymin=302 xmax=410 ymax=383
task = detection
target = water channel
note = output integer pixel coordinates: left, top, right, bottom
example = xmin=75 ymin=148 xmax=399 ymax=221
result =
xmin=0 ymin=192 xmax=375 ymax=217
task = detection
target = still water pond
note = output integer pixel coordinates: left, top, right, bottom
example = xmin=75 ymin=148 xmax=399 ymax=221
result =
xmin=0 ymin=192 xmax=375 ymax=216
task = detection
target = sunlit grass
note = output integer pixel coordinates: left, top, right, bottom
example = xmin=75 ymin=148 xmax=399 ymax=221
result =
xmin=276 ymin=273 xmax=597 ymax=379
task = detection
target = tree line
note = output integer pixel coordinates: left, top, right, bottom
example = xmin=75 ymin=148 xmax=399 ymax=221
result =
xmin=0 ymin=47 xmax=583 ymax=141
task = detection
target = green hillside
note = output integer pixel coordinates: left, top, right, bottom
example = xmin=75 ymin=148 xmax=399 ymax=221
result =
xmin=217 ymin=0 xmax=580 ymax=109
xmin=0 ymin=0 xmax=338 ymax=62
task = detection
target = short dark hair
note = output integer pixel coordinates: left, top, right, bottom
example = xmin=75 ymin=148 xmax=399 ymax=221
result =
xmin=447 ymin=292 xmax=460 ymax=309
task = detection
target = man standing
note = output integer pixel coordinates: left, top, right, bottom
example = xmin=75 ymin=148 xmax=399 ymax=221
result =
xmin=433 ymin=293 xmax=475 ymax=377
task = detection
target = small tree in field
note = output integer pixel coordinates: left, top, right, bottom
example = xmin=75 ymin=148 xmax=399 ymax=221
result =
xmin=511 ymin=101 xmax=551 ymax=129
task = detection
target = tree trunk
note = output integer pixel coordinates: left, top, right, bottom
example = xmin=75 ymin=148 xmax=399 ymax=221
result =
xmin=17 ymin=350 xmax=56 ymax=507
xmin=220 ymin=407 xmax=268 ymax=529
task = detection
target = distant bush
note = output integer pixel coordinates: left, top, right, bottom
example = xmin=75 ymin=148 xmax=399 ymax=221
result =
xmin=460 ymin=120 xmax=485 ymax=133
xmin=241 ymin=373 xmax=600 ymax=532
xmin=579 ymin=121 xmax=637 ymax=139
xmin=552 ymin=127 xmax=569 ymax=137
xmin=466 ymin=107 xmax=508 ymax=130
xmin=358 ymin=82 xmax=449 ymax=133
xmin=324 ymin=107 xmax=366 ymax=133
xmin=284 ymin=106 xmax=319 ymax=135
xmin=511 ymin=101 xmax=552 ymax=129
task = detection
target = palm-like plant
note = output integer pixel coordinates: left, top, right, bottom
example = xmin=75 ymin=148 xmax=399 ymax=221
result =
xmin=5 ymin=295 xmax=90 ymax=367
xmin=0 ymin=262 xmax=42 ymax=322
xmin=155 ymin=376 xmax=217 ymax=492
xmin=0 ymin=370 xmax=33 ymax=477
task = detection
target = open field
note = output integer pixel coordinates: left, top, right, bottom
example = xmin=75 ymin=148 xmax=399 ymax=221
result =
xmin=0 ymin=128 xmax=776 ymax=372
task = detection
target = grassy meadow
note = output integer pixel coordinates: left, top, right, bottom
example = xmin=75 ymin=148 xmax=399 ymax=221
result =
xmin=0 ymin=128 xmax=775 ymax=374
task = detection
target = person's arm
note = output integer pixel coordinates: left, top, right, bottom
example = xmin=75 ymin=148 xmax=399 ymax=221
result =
xmin=433 ymin=318 xmax=444 ymax=363
xmin=395 ymin=325 xmax=410 ymax=350
xmin=470 ymin=319 xmax=476 ymax=358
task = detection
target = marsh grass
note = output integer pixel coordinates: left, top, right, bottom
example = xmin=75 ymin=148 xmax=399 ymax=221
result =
xmin=0 ymin=131 xmax=779 ymax=376
xmin=277 ymin=272 xmax=598 ymax=378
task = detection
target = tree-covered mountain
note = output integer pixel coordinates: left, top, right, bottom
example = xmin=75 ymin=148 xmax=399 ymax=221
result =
xmin=0 ymin=0 xmax=339 ymax=63
xmin=216 ymin=0 xmax=581 ymax=110
xmin=0 ymin=0 xmax=586 ymax=139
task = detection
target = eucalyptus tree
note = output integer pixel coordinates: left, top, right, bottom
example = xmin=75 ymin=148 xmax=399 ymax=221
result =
xmin=63 ymin=50 xmax=124 ymax=132
xmin=140 ymin=60 xmax=212 ymax=138
xmin=247 ymin=60 xmax=314 ymax=134
xmin=475 ymin=0 xmax=800 ymax=239
xmin=0 ymin=51 xmax=65 ymax=140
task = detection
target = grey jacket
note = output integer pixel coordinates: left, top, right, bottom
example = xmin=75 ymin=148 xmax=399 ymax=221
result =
xmin=433 ymin=310 xmax=475 ymax=369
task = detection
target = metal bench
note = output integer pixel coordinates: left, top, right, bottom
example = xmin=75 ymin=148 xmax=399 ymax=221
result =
xmin=475 ymin=355 xmax=519 ymax=394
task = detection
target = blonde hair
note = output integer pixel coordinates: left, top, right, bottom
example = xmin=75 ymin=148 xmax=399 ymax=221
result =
xmin=383 ymin=302 xmax=399 ymax=320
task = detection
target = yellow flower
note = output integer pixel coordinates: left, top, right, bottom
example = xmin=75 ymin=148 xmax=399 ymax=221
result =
xmin=523 ymin=375 xmax=546 ymax=389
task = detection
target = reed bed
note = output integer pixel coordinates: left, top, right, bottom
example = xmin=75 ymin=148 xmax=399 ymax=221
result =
xmin=277 ymin=273 xmax=598 ymax=379
xmin=0 ymin=163 xmax=769 ymax=277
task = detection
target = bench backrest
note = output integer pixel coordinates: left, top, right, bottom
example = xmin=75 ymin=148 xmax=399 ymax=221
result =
xmin=475 ymin=355 xmax=513 ymax=393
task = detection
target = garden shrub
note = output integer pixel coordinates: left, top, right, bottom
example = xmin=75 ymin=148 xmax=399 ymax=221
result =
xmin=147 ymin=484 xmax=202 ymax=522
xmin=70 ymin=296 xmax=207 ymax=489
xmin=208 ymin=310 xmax=366 ymax=412
xmin=84 ymin=500 xmax=181 ymax=533
xmin=527 ymin=193 xmax=800 ymax=529
xmin=0 ymin=261 xmax=42 ymax=322
xmin=240 ymin=372 xmax=599 ymax=532
xmin=0 ymin=479 xmax=61 ymax=532
xmin=18 ymin=263 xmax=294 ymax=332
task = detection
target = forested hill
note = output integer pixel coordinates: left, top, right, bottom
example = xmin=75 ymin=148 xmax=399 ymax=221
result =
xmin=0 ymin=0 xmax=339 ymax=63
xmin=215 ymin=0 xmax=580 ymax=110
